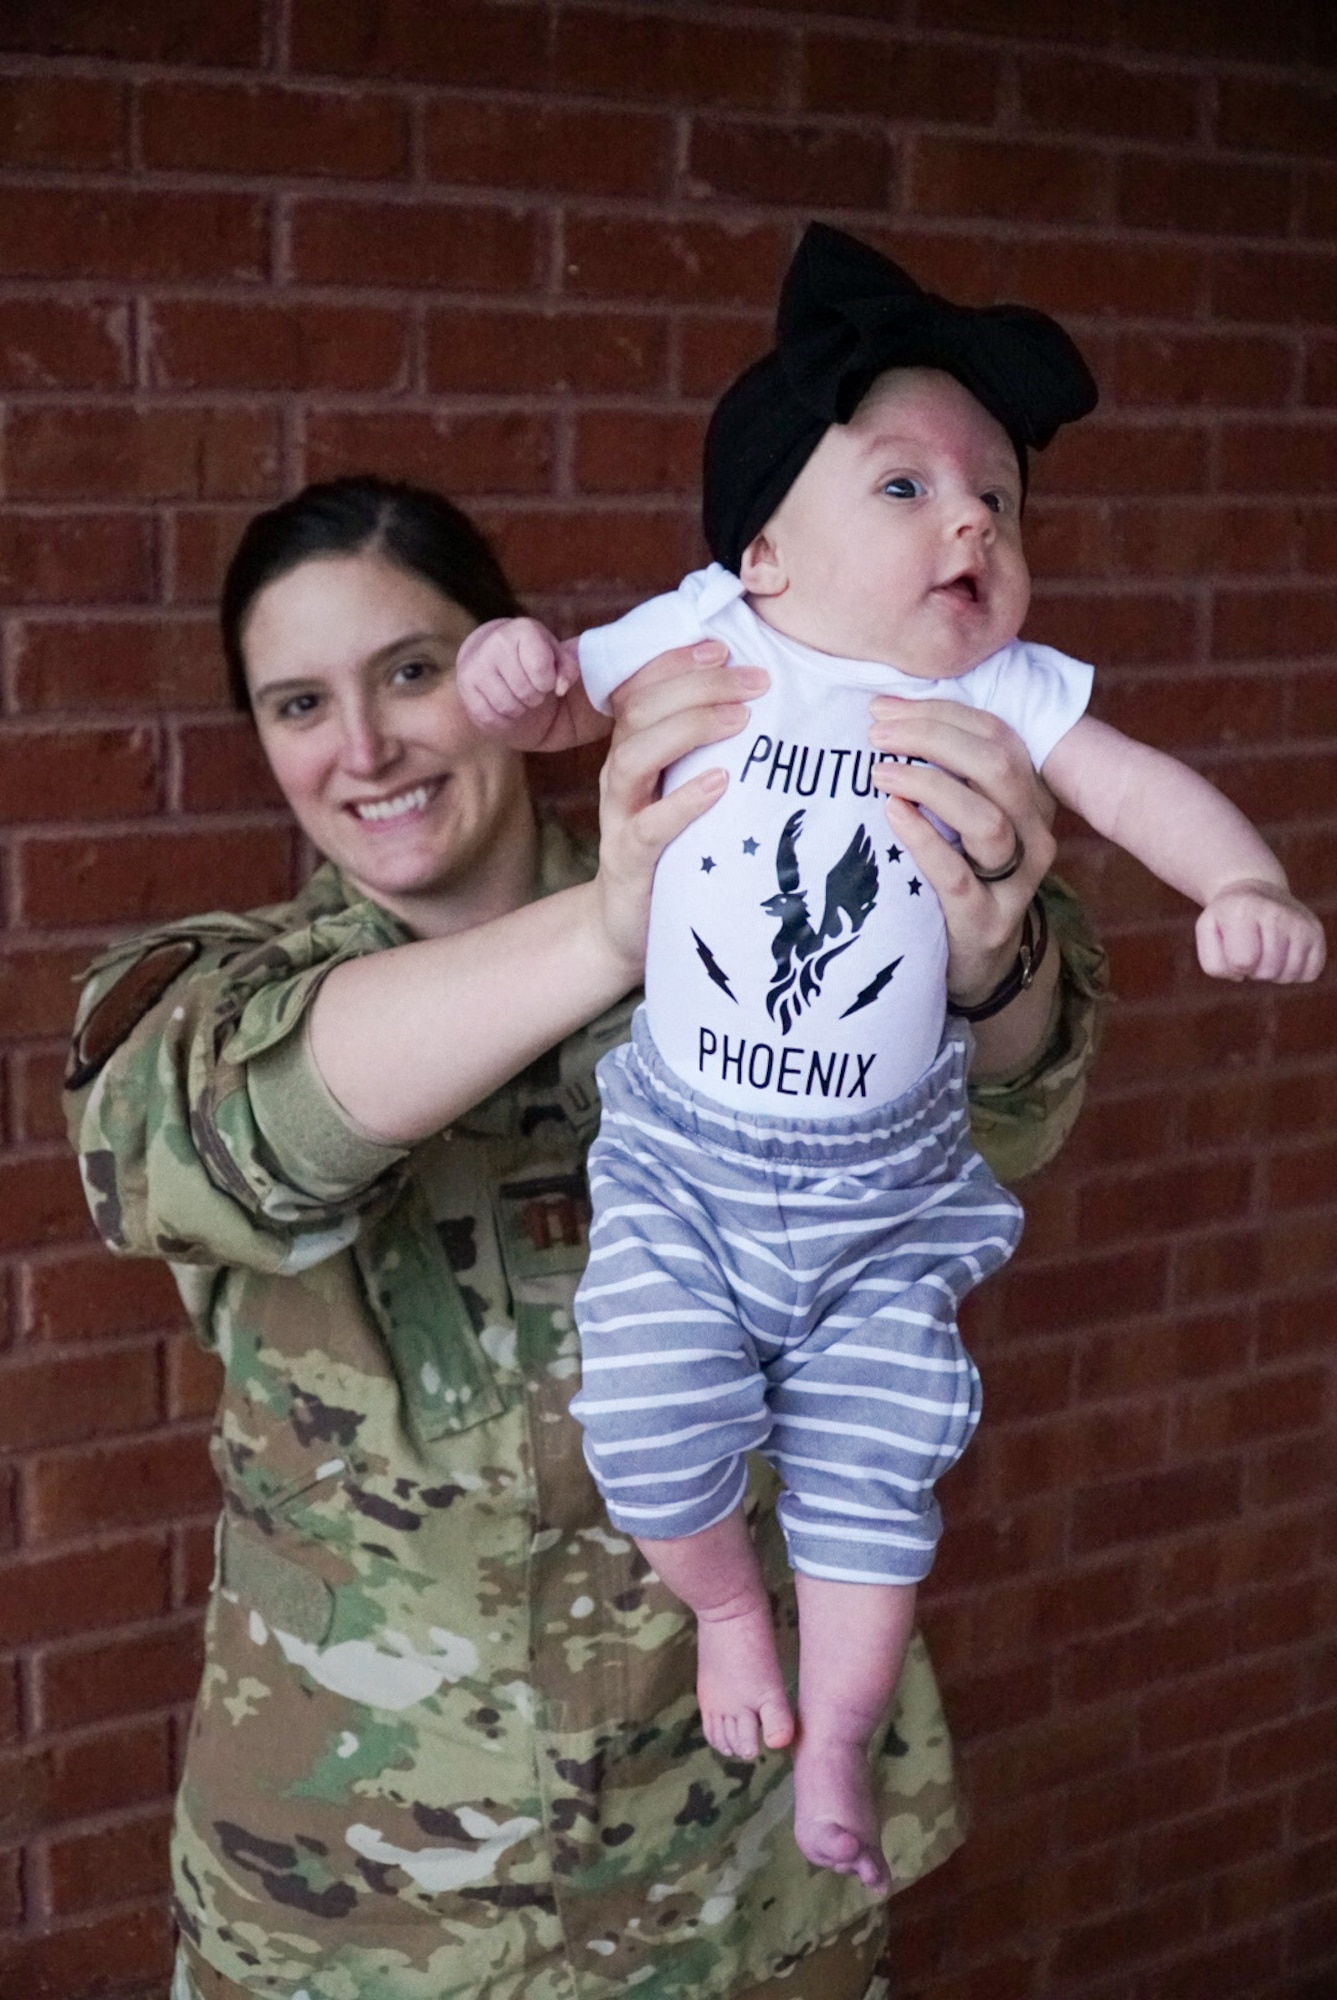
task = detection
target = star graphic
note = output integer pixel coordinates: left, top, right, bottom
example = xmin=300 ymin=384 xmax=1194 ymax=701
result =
xmin=908 ymin=876 xmax=922 ymax=896
xmin=886 ymin=844 xmax=902 ymax=864
xmin=742 ymin=837 xmax=759 ymax=856
xmin=701 ymin=856 xmax=716 ymax=874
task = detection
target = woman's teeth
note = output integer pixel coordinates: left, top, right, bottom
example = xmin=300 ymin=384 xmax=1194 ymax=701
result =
xmin=353 ymin=784 xmax=434 ymax=823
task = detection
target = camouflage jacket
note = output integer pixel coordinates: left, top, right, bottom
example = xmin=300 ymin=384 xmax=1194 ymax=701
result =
xmin=66 ymin=824 xmax=1106 ymax=2000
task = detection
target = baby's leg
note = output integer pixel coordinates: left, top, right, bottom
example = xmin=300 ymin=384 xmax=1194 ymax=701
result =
xmin=637 ymin=1510 xmax=795 ymax=1760
xmin=791 ymin=1574 xmax=916 ymax=1895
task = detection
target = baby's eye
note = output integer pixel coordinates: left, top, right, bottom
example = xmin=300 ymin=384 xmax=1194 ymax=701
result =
xmin=981 ymin=489 xmax=1014 ymax=516
xmin=881 ymin=476 xmax=925 ymax=500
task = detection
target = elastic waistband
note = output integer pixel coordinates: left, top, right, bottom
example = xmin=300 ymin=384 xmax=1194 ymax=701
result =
xmin=613 ymin=1008 xmax=973 ymax=1169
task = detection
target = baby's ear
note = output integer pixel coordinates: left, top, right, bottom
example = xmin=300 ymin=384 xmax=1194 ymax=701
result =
xmin=738 ymin=528 xmax=787 ymax=598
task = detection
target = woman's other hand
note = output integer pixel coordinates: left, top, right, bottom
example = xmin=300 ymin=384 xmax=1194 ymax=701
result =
xmin=594 ymin=641 xmax=768 ymax=975
xmin=869 ymin=697 xmax=1059 ymax=1074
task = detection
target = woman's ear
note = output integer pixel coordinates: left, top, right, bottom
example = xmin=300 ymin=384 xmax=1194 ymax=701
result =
xmin=739 ymin=528 xmax=787 ymax=599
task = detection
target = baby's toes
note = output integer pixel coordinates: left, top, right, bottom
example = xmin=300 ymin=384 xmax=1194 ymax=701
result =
xmin=759 ymin=1692 xmax=795 ymax=1750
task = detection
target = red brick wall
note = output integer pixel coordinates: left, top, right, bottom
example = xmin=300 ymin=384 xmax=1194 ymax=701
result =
xmin=1 ymin=4 xmax=1335 ymax=1996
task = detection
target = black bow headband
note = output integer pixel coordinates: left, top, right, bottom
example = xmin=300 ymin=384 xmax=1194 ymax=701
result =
xmin=703 ymin=224 xmax=1098 ymax=575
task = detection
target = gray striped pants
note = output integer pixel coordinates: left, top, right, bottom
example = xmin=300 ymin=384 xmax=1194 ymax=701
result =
xmin=571 ymin=1011 xmax=1023 ymax=1584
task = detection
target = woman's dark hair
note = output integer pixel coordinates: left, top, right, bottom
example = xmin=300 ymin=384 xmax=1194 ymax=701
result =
xmin=220 ymin=475 xmax=524 ymax=711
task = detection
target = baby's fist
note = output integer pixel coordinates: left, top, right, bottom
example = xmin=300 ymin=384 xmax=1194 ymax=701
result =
xmin=455 ymin=617 xmax=578 ymax=735
xmin=1196 ymin=881 xmax=1327 ymax=984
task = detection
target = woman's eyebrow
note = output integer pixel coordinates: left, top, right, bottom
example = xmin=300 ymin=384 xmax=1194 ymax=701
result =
xmin=252 ymin=632 xmax=447 ymax=701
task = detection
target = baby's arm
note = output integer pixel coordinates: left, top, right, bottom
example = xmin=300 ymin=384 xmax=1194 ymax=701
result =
xmin=1043 ymin=716 xmax=1326 ymax=983
xmin=455 ymin=617 xmax=613 ymax=753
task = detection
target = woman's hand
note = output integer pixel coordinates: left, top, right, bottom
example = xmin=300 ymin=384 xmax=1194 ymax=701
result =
xmin=869 ymin=697 xmax=1059 ymax=1073
xmin=594 ymin=641 xmax=768 ymax=975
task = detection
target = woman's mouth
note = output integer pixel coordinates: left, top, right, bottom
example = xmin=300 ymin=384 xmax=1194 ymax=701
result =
xmin=348 ymin=780 xmax=443 ymax=824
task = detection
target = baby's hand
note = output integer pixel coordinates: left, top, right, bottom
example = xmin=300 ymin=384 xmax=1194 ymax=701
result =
xmin=455 ymin=617 xmax=581 ymax=743
xmin=1196 ymin=881 xmax=1327 ymax=984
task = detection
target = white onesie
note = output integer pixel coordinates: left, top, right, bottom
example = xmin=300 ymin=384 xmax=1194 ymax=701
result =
xmin=580 ymin=564 xmax=1092 ymax=1118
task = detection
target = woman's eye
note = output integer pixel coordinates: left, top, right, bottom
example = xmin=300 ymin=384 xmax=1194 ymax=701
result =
xmin=278 ymin=691 xmax=322 ymax=721
xmin=392 ymin=656 xmax=437 ymax=687
xmin=881 ymin=476 xmax=924 ymax=500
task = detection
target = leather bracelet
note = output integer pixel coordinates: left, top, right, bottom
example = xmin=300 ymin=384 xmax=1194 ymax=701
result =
xmin=946 ymin=894 xmax=1049 ymax=1023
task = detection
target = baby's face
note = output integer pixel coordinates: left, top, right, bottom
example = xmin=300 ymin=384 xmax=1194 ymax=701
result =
xmin=746 ymin=367 xmax=1031 ymax=678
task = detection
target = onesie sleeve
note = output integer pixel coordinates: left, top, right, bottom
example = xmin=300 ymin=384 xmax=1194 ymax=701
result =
xmin=984 ymin=641 xmax=1095 ymax=772
xmin=577 ymin=587 xmax=706 ymax=713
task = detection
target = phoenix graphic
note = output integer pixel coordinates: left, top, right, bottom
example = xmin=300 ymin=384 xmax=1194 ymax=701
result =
xmin=761 ymin=810 xmax=878 ymax=1035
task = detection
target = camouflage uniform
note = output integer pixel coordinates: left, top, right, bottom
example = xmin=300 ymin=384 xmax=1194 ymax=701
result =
xmin=66 ymin=821 xmax=1105 ymax=2000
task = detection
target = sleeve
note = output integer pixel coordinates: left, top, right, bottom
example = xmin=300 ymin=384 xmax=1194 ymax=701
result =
xmin=985 ymin=642 xmax=1095 ymax=772
xmin=965 ymin=875 xmax=1109 ymax=1184
xmin=65 ymin=902 xmax=412 ymax=1281
xmin=577 ymin=587 xmax=706 ymax=713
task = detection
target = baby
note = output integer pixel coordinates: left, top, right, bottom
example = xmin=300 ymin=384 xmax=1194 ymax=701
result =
xmin=457 ymin=226 xmax=1325 ymax=1895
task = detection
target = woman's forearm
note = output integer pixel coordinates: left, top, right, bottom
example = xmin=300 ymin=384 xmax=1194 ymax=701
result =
xmin=308 ymin=880 xmax=638 ymax=1144
xmin=965 ymin=935 xmax=1062 ymax=1079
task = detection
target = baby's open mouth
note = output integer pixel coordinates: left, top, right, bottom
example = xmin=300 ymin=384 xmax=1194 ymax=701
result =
xmin=938 ymin=573 xmax=980 ymax=603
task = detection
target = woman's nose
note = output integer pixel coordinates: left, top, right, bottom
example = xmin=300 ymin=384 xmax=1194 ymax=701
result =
xmin=338 ymin=701 xmax=396 ymax=776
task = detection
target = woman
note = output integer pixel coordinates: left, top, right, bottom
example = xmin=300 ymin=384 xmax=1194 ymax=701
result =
xmin=66 ymin=479 xmax=1104 ymax=2000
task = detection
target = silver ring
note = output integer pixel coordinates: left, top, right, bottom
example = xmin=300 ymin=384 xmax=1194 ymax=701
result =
xmin=965 ymin=830 xmax=1025 ymax=883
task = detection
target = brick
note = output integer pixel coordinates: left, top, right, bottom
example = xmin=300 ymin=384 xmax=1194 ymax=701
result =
xmin=678 ymin=315 xmax=770 ymax=398
xmin=0 ymin=1154 xmax=93 ymax=1254
xmin=1122 ymin=0 xmax=1330 ymax=62
xmin=0 ymin=1536 xmax=169 ymax=1647
xmin=801 ymin=34 xmax=1000 ymax=123
xmin=1112 ymin=501 xmax=1301 ymax=580
xmin=304 ymin=409 xmax=556 ymax=495
xmin=22 ymin=1253 xmax=183 ymax=1345
xmin=0 ymin=1903 xmax=173 ymax=1995
xmin=1038 ymin=1560 xmax=1144 ymax=1645
xmin=976 ymin=1343 xmax=1074 ymax=1423
xmin=1266 ymin=1136 xmax=1337 ymax=1211
xmin=427 ymin=305 xmax=669 ymax=395
xmin=1212 ymin=248 xmax=1337 ymax=325
xmin=0 ymin=1848 xmax=20 ymax=1927
xmin=1274 ymin=984 xmax=1337 ymax=1061
xmin=0 ymin=298 xmax=131 ymax=392
xmin=0 ymin=946 xmax=87 ymax=1045
xmin=141 ymin=78 xmax=409 ymax=178
xmin=1028 ymin=589 xmax=1199 ymax=666
xmin=573 ymin=411 xmax=703 ymax=496
xmin=0 ymin=0 xmax=263 ymax=64
xmin=998 ymin=1244 xmax=1169 ymax=1336
xmin=946 ymin=1658 xmax=1055 ymax=1738
xmin=47 ymin=1805 xmax=173 ymax=1915
xmin=1222 ymin=423 xmax=1337 ymax=497
xmin=1141 ymin=1930 xmax=1285 ymax=2000
xmin=1200 ymin=747 xmax=1335 ymax=826
xmin=1258 ymin=1282 xmax=1337 ymax=1360
xmin=564 ymin=216 xmax=789 ymax=307
xmin=166 ymin=1333 xmax=223 ymax=1422
xmin=1108 ymin=331 xmax=1296 ymax=410
xmin=0 ymin=1719 xmax=171 ymax=1841
xmin=1077 ymin=1159 xmax=1253 ymax=1248
xmin=26 ymin=1430 xmax=218 ymax=1543
xmin=686 ymin=118 xmax=892 ymax=210
xmin=0 ymin=724 xmax=161 ymax=825
xmin=970 ymin=1706 xmax=1137 ymax=1805
xmin=291 ymin=0 xmax=552 ymax=90
xmin=7 ymin=407 xmax=281 ymax=504
xmin=426 ymin=99 xmax=671 ymax=198
xmin=36 ymin=1618 xmax=205 ymax=1733
xmin=0 ymin=187 xmax=268 ymax=284
xmin=1140 ymin=1654 xmax=1303 ymax=1755
xmin=12 ymin=619 xmax=226 ymax=713
xmin=1231 ymin=1576 xmax=1325 ymax=1658
xmin=0 ymin=1662 xmax=18 ymax=1744
xmin=554 ymin=7 xmax=788 ymax=109
xmin=0 ymin=74 xmax=125 ymax=170
xmin=1096 ymin=670 xmax=1285 ymax=753
xmin=1040 ymin=421 xmax=1210 ymax=497
xmin=1064 ymin=1744 xmax=1221 ymax=1848
xmin=149 ymin=301 xmax=409 ymax=394
xmin=912 ymin=136 xmax=1107 ymax=226
xmin=0 ymin=513 xmax=154 ymax=606
xmin=1079 ymin=1312 xmax=1251 ymax=1398
xmin=479 ymin=507 xmax=698 ymax=597
xmin=1137 ymin=1795 xmax=1285 ymax=1893
xmin=1017 ymin=54 xmax=1197 ymax=141
xmin=1001 ymin=238 xmax=1205 ymax=320
xmin=292 ymin=196 xmax=540 ymax=289
xmin=17 ymin=826 xmax=295 ymax=928
xmin=1118 ymin=157 xmax=1293 ymax=237
xmin=925 ymin=0 xmax=1117 ymax=37
xmin=176 ymin=718 xmax=284 ymax=813
xmin=1072 ymin=1462 xmax=1243 ymax=1556
xmin=1305 ymin=338 xmax=1337 ymax=406
xmin=1302 ymin=163 xmax=1337 ymax=239
xmin=169 ymin=506 xmax=264 ymax=605
xmin=1055 ymin=1087 xmax=1177 ymax=1171
xmin=996 ymin=1396 xmax=1167 ymax=1500
xmin=0 ymin=1347 xmax=160 ymax=1454
xmin=1218 ymin=75 xmax=1337 ymax=158
xmin=1051 ymin=1880 xmax=1208 ymax=1983
xmin=16 ymin=1043 xmax=88 ymax=1143
xmin=1062 ymin=1603 xmax=1232 ymax=1705
xmin=178 ymin=1517 xmax=219 ymax=1610
xmin=1021 ymin=499 xmax=1111 ymax=583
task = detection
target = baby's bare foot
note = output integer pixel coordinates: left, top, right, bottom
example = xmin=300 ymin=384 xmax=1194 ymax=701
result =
xmin=792 ymin=1728 xmax=891 ymax=1895
xmin=696 ymin=1600 xmax=795 ymax=1760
